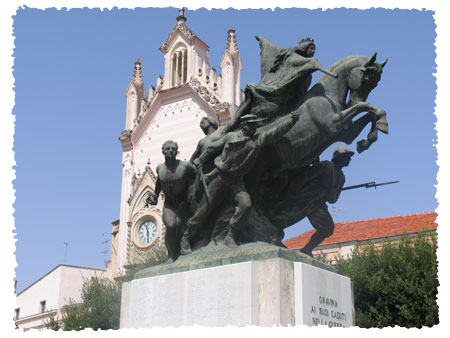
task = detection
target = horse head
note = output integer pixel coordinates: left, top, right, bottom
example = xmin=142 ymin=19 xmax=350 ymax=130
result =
xmin=347 ymin=53 xmax=387 ymax=105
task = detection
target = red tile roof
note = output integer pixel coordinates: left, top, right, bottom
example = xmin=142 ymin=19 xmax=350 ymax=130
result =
xmin=283 ymin=212 xmax=438 ymax=250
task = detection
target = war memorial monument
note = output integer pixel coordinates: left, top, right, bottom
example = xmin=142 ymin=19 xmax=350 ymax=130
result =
xmin=120 ymin=8 xmax=388 ymax=328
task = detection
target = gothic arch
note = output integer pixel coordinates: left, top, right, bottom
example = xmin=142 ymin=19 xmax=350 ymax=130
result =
xmin=170 ymin=42 xmax=188 ymax=86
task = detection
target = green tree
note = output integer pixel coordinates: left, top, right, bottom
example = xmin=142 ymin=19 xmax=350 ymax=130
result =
xmin=46 ymin=276 xmax=121 ymax=331
xmin=46 ymin=241 xmax=167 ymax=331
xmin=335 ymin=231 xmax=439 ymax=328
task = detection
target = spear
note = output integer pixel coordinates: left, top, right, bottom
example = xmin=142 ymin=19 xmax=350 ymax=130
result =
xmin=341 ymin=180 xmax=399 ymax=191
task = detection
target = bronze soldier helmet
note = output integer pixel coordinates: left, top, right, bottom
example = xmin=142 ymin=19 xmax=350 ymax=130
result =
xmin=332 ymin=145 xmax=355 ymax=161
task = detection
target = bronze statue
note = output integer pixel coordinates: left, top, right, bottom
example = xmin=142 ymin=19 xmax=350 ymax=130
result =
xmin=268 ymin=145 xmax=354 ymax=256
xmin=189 ymin=100 xmax=252 ymax=207
xmin=145 ymin=140 xmax=195 ymax=262
xmin=245 ymin=36 xmax=337 ymax=122
xmin=190 ymin=99 xmax=253 ymax=173
xmin=179 ymin=112 xmax=299 ymax=254
xmin=144 ymin=34 xmax=389 ymax=262
xmin=189 ymin=116 xmax=219 ymax=171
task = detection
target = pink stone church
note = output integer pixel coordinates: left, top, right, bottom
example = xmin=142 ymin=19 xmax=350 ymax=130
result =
xmin=108 ymin=8 xmax=244 ymax=279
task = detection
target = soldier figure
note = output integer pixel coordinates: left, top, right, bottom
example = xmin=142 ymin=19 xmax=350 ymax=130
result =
xmin=269 ymin=145 xmax=354 ymax=257
xmin=146 ymin=140 xmax=196 ymax=262
xmin=180 ymin=112 xmax=299 ymax=254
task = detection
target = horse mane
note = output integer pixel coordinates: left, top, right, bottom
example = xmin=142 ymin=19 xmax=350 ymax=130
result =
xmin=307 ymin=55 xmax=371 ymax=104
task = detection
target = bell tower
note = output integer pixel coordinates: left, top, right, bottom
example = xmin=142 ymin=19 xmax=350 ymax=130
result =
xmin=111 ymin=8 xmax=245 ymax=278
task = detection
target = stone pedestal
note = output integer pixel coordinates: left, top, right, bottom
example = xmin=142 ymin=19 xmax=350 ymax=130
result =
xmin=120 ymin=242 xmax=354 ymax=328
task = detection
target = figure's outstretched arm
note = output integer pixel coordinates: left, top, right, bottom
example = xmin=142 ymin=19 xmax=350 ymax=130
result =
xmin=258 ymin=112 xmax=299 ymax=146
xmin=223 ymin=96 xmax=252 ymax=133
xmin=195 ymin=135 xmax=227 ymax=168
xmin=290 ymin=56 xmax=338 ymax=78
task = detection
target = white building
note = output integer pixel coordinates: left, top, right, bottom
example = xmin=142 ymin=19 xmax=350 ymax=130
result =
xmin=110 ymin=8 xmax=244 ymax=278
xmin=14 ymin=264 xmax=105 ymax=330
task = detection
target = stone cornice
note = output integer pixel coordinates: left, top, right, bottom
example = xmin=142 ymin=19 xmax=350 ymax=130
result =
xmin=189 ymin=77 xmax=228 ymax=113
xmin=119 ymin=129 xmax=133 ymax=151
xmin=160 ymin=22 xmax=196 ymax=54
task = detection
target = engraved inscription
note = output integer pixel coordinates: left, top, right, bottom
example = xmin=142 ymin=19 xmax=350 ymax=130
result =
xmin=311 ymin=296 xmax=349 ymax=327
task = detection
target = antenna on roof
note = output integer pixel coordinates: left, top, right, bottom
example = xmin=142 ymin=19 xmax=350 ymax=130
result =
xmin=330 ymin=205 xmax=344 ymax=214
xmin=63 ymin=242 xmax=69 ymax=263
xmin=330 ymin=205 xmax=345 ymax=222
xmin=101 ymin=233 xmax=110 ymax=268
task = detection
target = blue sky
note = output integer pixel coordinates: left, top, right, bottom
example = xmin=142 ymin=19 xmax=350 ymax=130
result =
xmin=6 ymin=4 xmax=441 ymax=295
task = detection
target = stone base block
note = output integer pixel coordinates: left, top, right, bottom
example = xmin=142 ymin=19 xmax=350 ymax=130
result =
xmin=120 ymin=243 xmax=354 ymax=328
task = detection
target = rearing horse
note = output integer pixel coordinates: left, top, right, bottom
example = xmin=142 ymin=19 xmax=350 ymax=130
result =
xmin=257 ymin=53 xmax=388 ymax=174
xmin=242 ymin=53 xmax=388 ymax=241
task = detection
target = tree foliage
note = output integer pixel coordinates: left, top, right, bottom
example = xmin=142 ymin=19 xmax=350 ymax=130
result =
xmin=46 ymin=242 xmax=167 ymax=331
xmin=47 ymin=276 xmax=121 ymax=331
xmin=335 ymin=231 xmax=439 ymax=328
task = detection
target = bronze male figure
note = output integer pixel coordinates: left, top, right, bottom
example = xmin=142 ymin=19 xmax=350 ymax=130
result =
xmin=146 ymin=140 xmax=196 ymax=262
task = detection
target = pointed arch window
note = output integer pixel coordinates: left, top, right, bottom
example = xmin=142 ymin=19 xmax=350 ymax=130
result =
xmin=171 ymin=45 xmax=188 ymax=86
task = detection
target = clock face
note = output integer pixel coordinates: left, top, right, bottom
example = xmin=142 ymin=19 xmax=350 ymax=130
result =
xmin=138 ymin=220 xmax=157 ymax=244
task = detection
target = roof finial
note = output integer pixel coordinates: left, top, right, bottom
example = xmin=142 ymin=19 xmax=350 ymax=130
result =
xmin=132 ymin=57 xmax=143 ymax=83
xmin=177 ymin=7 xmax=187 ymax=24
xmin=226 ymin=25 xmax=239 ymax=54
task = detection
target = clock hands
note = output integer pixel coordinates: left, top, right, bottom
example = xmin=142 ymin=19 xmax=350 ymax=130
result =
xmin=138 ymin=221 xmax=156 ymax=244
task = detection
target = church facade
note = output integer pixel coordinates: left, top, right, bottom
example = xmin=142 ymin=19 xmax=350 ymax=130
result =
xmin=109 ymin=9 xmax=244 ymax=278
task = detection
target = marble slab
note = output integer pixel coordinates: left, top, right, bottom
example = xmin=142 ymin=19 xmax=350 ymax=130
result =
xmin=120 ymin=250 xmax=354 ymax=328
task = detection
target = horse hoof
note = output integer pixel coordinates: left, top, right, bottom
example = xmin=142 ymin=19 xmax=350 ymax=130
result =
xmin=376 ymin=116 xmax=389 ymax=134
xmin=357 ymin=140 xmax=369 ymax=153
xmin=376 ymin=121 xmax=389 ymax=134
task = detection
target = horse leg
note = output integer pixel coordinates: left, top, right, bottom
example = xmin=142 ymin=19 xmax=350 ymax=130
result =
xmin=356 ymin=117 xmax=379 ymax=153
xmin=341 ymin=112 xmax=383 ymax=153
xmin=331 ymin=102 xmax=375 ymax=122
xmin=332 ymin=102 xmax=387 ymax=134
xmin=341 ymin=114 xmax=372 ymax=143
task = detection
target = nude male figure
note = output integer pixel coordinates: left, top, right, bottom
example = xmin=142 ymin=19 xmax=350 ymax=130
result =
xmin=146 ymin=140 xmax=195 ymax=262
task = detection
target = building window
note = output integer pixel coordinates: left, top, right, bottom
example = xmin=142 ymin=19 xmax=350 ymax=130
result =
xmin=171 ymin=46 xmax=188 ymax=86
xmin=40 ymin=300 xmax=46 ymax=313
xmin=15 ymin=308 xmax=20 ymax=320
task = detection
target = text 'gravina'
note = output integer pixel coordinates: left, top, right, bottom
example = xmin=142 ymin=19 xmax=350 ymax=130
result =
xmin=319 ymin=296 xmax=338 ymax=307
